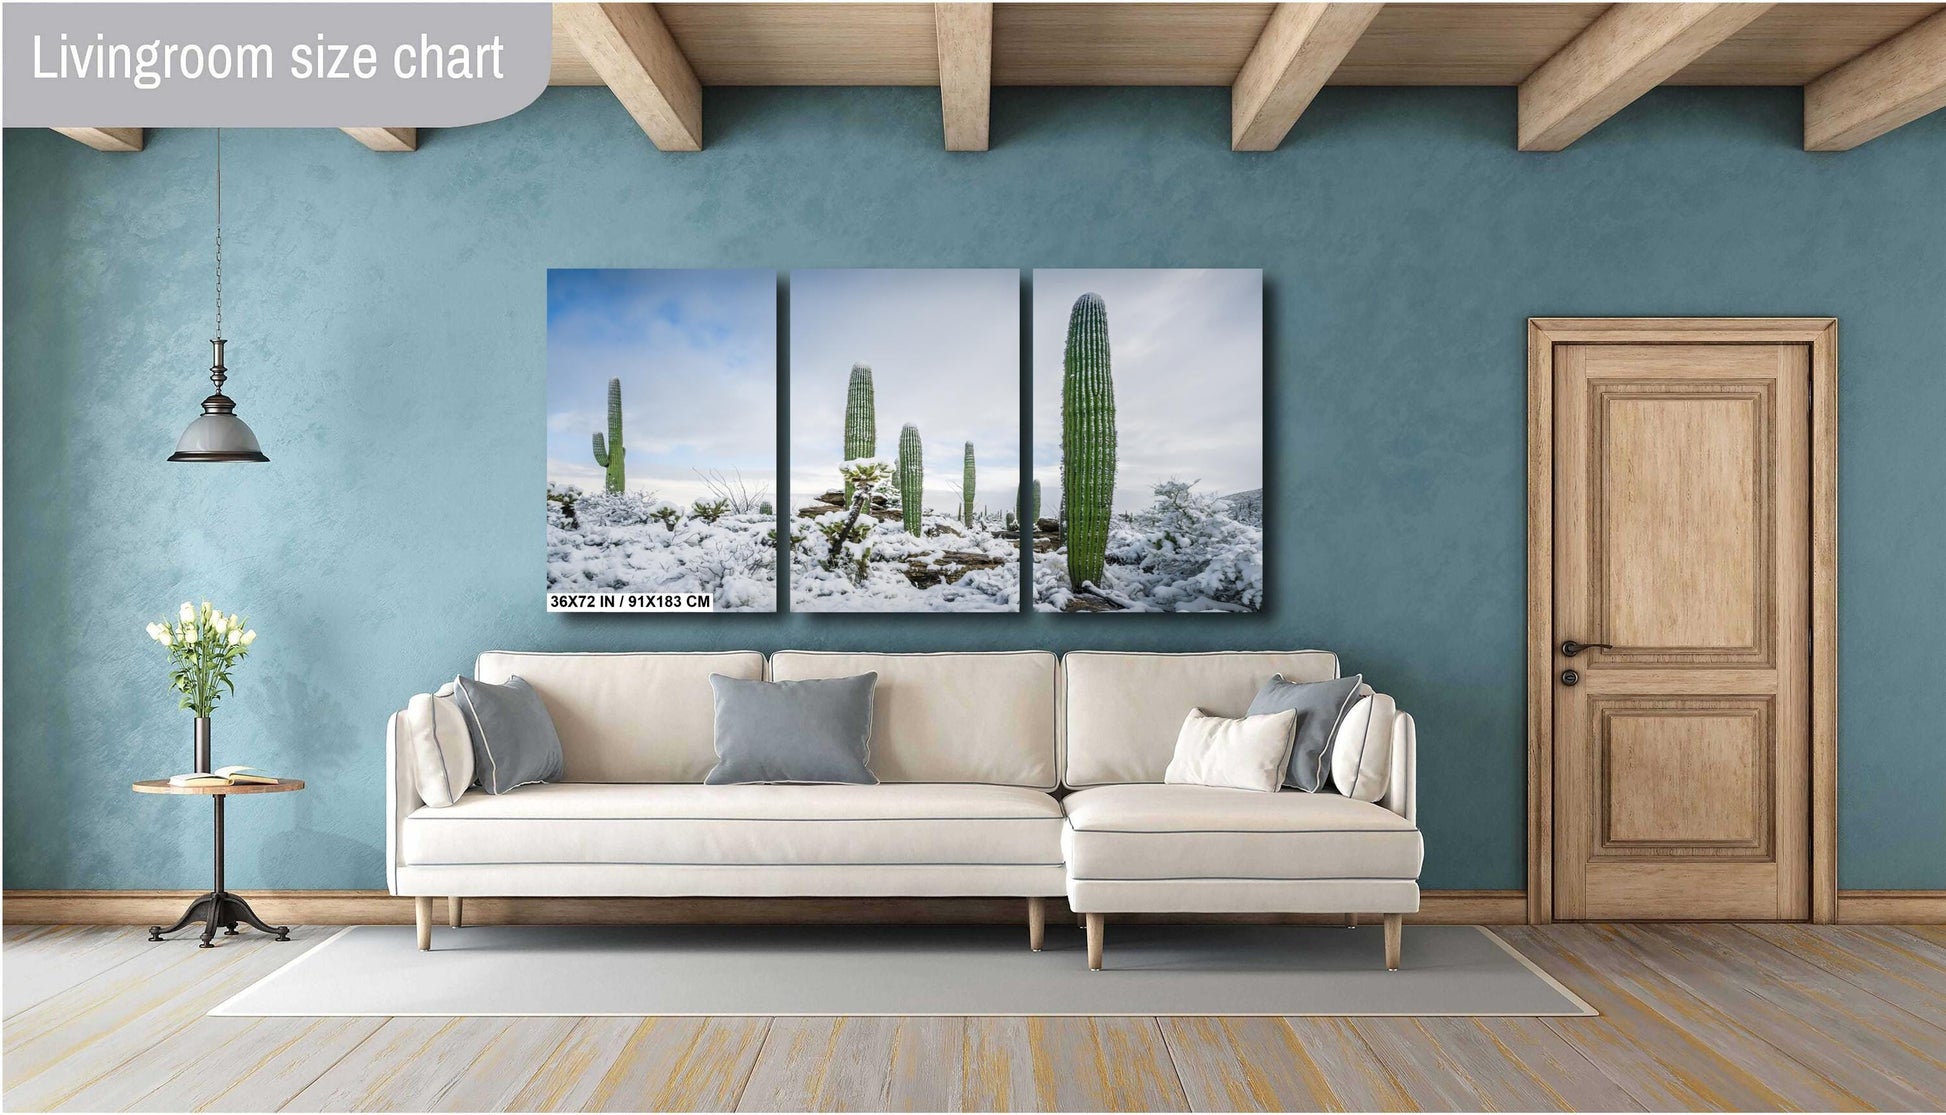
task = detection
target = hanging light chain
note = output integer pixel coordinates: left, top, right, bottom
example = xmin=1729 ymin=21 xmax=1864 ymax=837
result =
xmin=213 ymin=128 xmax=223 ymax=342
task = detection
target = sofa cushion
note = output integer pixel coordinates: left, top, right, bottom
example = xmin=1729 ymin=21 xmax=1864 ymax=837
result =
xmin=706 ymin=673 xmax=878 ymax=786
xmin=474 ymin=651 xmax=763 ymax=782
xmin=398 ymin=687 xmax=473 ymax=807
xmin=1062 ymin=784 xmax=1422 ymax=881
xmin=1245 ymin=673 xmax=1363 ymax=791
xmin=1063 ymin=651 xmax=1339 ymax=787
xmin=1330 ymin=692 xmax=1395 ymax=802
xmin=402 ymin=782 xmax=1064 ymax=868
xmin=770 ymin=651 xmax=1058 ymax=789
xmin=452 ymin=675 xmax=565 ymax=794
xmin=1163 ymin=709 xmax=1296 ymax=793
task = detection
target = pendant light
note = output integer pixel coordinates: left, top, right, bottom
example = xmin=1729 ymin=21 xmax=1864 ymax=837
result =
xmin=170 ymin=129 xmax=268 ymax=463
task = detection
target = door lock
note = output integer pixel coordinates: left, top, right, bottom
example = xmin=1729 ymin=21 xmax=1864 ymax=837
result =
xmin=1560 ymin=669 xmax=1580 ymax=687
xmin=1560 ymin=640 xmax=1615 ymax=658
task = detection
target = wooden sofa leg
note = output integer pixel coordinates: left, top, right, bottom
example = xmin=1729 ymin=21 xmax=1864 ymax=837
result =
xmin=1028 ymin=897 xmax=1046 ymax=952
xmin=1384 ymin=913 xmax=1402 ymax=970
xmin=1345 ymin=912 xmax=1358 ymax=929
xmin=1085 ymin=913 xmax=1105 ymax=971
xmin=416 ymin=896 xmax=433 ymax=951
xmin=448 ymin=897 xmax=464 ymax=929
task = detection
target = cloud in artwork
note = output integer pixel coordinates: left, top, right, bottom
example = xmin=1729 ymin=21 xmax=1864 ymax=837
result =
xmin=789 ymin=269 xmax=1021 ymax=516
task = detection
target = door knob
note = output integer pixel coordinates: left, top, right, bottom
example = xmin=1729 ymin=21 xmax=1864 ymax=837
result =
xmin=1560 ymin=669 xmax=1580 ymax=687
xmin=1560 ymin=640 xmax=1614 ymax=658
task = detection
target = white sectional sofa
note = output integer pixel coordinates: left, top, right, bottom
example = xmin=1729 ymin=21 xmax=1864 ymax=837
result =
xmin=387 ymin=649 xmax=1419 ymax=969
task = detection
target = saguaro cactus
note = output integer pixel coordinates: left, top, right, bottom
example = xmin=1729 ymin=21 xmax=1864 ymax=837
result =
xmin=1032 ymin=479 xmax=1042 ymax=522
xmin=843 ymin=363 xmax=875 ymax=503
xmin=898 ymin=424 xmax=924 ymax=535
xmin=590 ymin=377 xmax=626 ymax=493
xmin=961 ymin=442 xmax=976 ymax=527
xmin=1061 ymin=292 xmax=1116 ymax=589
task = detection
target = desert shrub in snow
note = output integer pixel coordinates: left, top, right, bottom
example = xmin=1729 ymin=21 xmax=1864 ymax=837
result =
xmin=1107 ymin=480 xmax=1264 ymax=610
xmin=691 ymin=498 xmax=730 ymax=524
xmin=547 ymin=483 xmax=579 ymax=530
xmin=648 ymin=505 xmax=684 ymax=529
xmin=573 ymin=490 xmax=669 ymax=527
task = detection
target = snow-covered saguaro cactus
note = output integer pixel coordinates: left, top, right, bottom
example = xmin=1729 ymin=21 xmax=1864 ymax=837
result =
xmin=1061 ymin=292 xmax=1116 ymax=589
xmin=898 ymin=424 xmax=924 ymax=535
xmin=1032 ymin=479 xmax=1042 ymax=522
xmin=843 ymin=363 xmax=875 ymax=503
xmin=591 ymin=377 xmax=626 ymax=493
xmin=961 ymin=442 xmax=976 ymax=527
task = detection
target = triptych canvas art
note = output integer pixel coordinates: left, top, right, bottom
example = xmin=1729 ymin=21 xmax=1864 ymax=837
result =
xmin=544 ymin=268 xmax=1263 ymax=615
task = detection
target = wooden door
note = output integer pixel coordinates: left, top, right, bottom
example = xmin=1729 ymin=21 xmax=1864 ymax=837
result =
xmin=1551 ymin=341 xmax=1811 ymax=920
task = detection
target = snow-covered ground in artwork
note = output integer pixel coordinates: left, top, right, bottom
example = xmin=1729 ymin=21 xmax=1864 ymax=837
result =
xmin=1033 ymin=480 xmax=1264 ymax=613
xmin=790 ymin=508 xmax=1020 ymax=613
xmin=547 ymin=488 xmax=776 ymax=612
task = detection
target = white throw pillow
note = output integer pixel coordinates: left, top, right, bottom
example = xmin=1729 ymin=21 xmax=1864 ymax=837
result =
xmin=1329 ymin=692 xmax=1395 ymax=802
xmin=1164 ymin=708 xmax=1297 ymax=793
xmin=401 ymin=685 xmax=474 ymax=807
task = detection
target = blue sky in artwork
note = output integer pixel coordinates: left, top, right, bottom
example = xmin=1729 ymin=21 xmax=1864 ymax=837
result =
xmin=546 ymin=269 xmax=776 ymax=506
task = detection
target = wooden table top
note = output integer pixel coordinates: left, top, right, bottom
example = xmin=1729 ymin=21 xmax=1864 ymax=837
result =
xmin=131 ymin=778 xmax=305 ymax=796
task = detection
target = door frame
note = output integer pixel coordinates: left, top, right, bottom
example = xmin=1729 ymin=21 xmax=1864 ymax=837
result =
xmin=1526 ymin=317 xmax=1838 ymax=924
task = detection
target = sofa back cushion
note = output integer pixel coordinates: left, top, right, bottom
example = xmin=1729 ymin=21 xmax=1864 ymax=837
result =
xmin=769 ymin=651 xmax=1058 ymax=789
xmin=1063 ymin=651 xmax=1340 ymax=787
xmin=474 ymin=651 xmax=764 ymax=782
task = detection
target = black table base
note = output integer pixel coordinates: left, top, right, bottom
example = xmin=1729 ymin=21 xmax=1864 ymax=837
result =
xmin=148 ymin=792 xmax=291 ymax=948
xmin=149 ymin=890 xmax=289 ymax=947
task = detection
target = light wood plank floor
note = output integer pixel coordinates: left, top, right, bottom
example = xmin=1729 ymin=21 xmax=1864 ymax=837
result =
xmin=5 ymin=923 xmax=1944 ymax=1111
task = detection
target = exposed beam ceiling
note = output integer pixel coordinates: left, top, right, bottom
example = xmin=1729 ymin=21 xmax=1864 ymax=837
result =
xmin=1232 ymin=4 xmax=1384 ymax=151
xmin=558 ymin=3 xmax=703 ymax=150
xmin=1804 ymin=7 xmax=1946 ymax=150
xmin=51 ymin=5 xmax=1946 ymax=156
xmin=1518 ymin=4 xmax=1774 ymax=151
xmin=935 ymin=3 xmax=993 ymax=151
xmin=341 ymin=128 xmax=418 ymax=152
xmin=549 ymin=4 xmax=1945 ymax=89
xmin=53 ymin=128 xmax=143 ymax=152
xmin=1669 ymin=3 xmax=1945 ymax=84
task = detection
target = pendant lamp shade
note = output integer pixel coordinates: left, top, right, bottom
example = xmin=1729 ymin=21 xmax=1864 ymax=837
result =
xmin=171 ymin=131 xmax=267 ymax=463
xmin=170 ymin=339 xmax=267 ymax=462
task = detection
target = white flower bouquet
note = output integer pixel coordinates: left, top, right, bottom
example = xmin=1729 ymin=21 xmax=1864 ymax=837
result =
xmin=147 ymin=601 xmax=257 ymax=717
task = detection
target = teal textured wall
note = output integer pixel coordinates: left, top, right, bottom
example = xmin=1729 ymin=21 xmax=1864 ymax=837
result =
xmin=5 ymin=87 xmax=1943 ymax=892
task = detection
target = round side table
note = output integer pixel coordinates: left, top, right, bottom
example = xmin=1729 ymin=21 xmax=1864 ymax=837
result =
xmin=132 ymin=778 xmax=305 ymax=948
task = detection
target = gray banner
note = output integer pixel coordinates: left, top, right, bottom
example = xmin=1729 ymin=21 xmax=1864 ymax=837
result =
xmin=4 ymin=3 xmax=552 ymax=127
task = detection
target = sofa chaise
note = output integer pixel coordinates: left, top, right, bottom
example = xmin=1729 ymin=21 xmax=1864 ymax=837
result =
xmin=387 ymin=650 xmax=1420 ymax=969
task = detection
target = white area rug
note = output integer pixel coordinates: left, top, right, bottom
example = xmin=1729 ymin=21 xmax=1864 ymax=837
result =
xmin=213 ymin=923 xmax=1593 ymax=1017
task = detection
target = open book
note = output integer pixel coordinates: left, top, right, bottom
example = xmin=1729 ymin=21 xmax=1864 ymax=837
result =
xmin=168 ymin=765 xmax=279 ymax=788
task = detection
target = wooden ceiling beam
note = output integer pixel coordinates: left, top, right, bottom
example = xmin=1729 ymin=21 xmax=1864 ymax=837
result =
xmin=53 ymin=128 xmax=143 ymax=152
xmin=935 ymin=3 xmax=993 ymax=151
xmin=1232 ymin=4 xmax=1384 ymax=151
xmin=1804 ymin=8 xmax=1946 ymax=151
xmin=1517 ymin=3 xmax=1772 ymax=151
xmin=341 ymin=128 xmax=418 ymax=152
xmin=558 ymin=3 xmax=703 ymax=151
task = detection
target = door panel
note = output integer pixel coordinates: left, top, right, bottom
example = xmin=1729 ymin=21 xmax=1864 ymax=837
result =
xmin=1553 ymin=342 xmax=1810 ymax=920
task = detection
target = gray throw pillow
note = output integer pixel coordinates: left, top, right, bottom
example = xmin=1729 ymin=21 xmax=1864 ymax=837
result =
xmin=707 ymin=673 xmax=878 ymax=786
xmin=451 ymin=675 xmax=565 ymax=795
xmin=1247 ymin=673 xmax=1364 ymax=792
